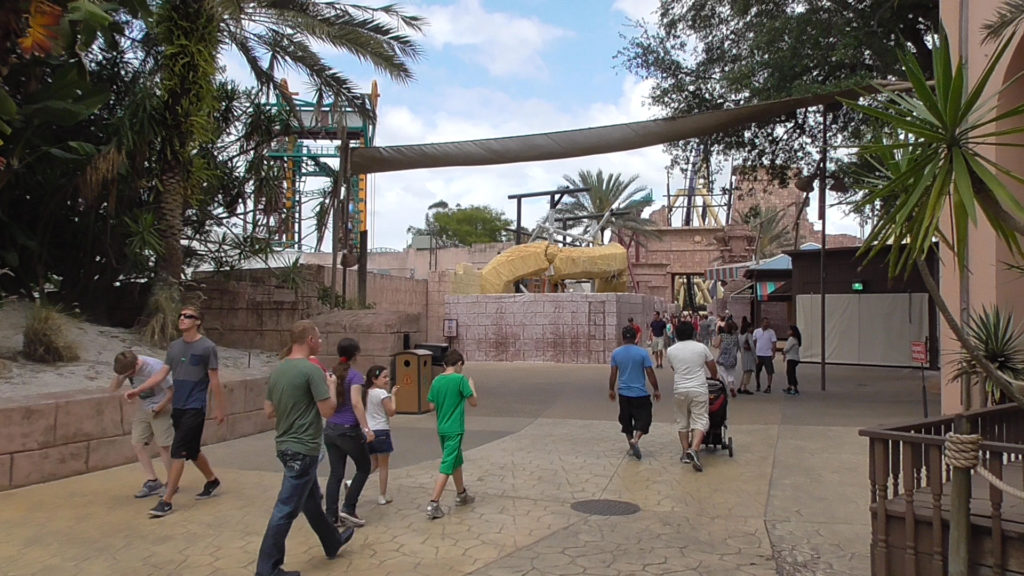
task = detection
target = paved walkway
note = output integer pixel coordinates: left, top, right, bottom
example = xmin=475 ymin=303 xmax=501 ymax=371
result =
xmin=0 ymin=362 xmax=939 ymax=575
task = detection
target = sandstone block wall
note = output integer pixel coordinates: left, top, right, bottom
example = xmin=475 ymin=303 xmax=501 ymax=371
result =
xmin=444 ymin=293 xmax=665 ymax=364
xmin=194 ymin=265 xmax=427 ymax=353
xmin=0 ymin=377 xmax=271 ymax=491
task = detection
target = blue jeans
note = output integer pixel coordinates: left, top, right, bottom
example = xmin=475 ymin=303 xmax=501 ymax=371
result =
xmin=255 ymin=449 xmax=342 ymax=576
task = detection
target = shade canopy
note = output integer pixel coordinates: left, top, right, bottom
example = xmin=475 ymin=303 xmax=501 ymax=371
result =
xmin=350 ymin=83 xmax=908 ymax=175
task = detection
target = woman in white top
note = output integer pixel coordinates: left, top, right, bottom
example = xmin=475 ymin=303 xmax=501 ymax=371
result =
xmin=783 ymin=325 xmax=802 ymax=396
xmin=737 ymin=317 xmax=756 ymax=395
xmin=364 ymin=365 xmax=398 ymax=504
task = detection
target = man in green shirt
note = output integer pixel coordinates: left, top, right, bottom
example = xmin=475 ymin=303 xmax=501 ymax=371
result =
xmin=425 ymin=349 xmax=478 ymax=519
xmin=256 ymin=320 xmax=354 ymax=576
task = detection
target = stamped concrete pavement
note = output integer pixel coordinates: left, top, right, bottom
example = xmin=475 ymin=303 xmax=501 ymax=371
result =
xmin=0 ymin=362 xmax=938 ymax=575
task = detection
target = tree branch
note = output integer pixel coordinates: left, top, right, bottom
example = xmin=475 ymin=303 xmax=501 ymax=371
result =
xmin=915 ymin=258 xmax=1024 ymax=409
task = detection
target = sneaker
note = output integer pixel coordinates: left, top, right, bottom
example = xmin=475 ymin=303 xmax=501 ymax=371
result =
xmin=426 ymin=501 xmax=446 ymax=519
xmin=135 ymin=479 xmax=164 ymax=498
xmin=680 ymin=452 xmax=693 ymax=464
xmin=378 ymin=494 xmax=393 ymax=505
xmin=630 ymin=443 xmax=642 ymax=460
xmin=195 ymin=478 xmax=220 ymax=500
xmin=338 ymin=510 xmax=366 ymax=527
xmin=688 ymin=449 xmax=703 ymax=473
xmin=327 ymin=526 xmax=356 ymax=559
xmin=148 ymin=499 xmax=173 ymax=517
xmin=455 ymin=490 xmax=475 ymax=506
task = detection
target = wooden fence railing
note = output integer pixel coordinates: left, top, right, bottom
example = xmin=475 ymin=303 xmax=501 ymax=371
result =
xmin=859 ymin=404 xmax=1024 ymax=575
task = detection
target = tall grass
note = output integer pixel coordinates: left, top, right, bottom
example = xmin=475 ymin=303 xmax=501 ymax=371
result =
xmin=22 ymin=305 xmax=80 ymax=363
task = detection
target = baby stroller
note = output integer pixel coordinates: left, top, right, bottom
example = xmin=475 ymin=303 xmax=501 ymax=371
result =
xmin=705 ymin=378 xmax=734 ymax=457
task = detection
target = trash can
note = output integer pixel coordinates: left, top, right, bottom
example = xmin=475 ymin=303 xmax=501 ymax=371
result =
xmin=415 ymin=342 xmax=450 ymax=379
xmin=392 ymin=349 xmax=433 ymax=414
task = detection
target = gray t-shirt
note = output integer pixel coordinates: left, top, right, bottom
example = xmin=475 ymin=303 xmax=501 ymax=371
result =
xmin=165 ymin=336 xmax=219 ymax=410
xmin=131 ymin=356 xmax=173 ymax=411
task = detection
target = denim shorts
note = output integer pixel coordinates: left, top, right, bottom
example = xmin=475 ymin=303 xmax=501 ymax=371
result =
xmin=367 ymin=429 xmax=393 ymax=455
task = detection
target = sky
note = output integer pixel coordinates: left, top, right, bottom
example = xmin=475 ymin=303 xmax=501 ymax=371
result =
xmin=223 ymin=0 xmax=863 ymax=251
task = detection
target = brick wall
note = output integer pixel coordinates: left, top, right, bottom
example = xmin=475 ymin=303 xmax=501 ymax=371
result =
xmin=444 ymin=293 xmax=665 ymax=364
xmin=0 ymin=377 xmax=271 ymax=491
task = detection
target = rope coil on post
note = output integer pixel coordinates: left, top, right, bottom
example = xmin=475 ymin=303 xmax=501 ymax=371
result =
xmin=945 ymin=432 xmax=1024 ymax=500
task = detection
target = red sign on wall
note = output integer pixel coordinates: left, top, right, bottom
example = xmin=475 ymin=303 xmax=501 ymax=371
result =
xmin=911 ymin=341 xmax=927 ymax=364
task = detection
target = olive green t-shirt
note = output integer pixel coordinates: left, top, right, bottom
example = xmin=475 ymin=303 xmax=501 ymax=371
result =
xmin=266 ymin=358 xmax=330 ymax=456
xmin=427 ymin=372 xmax=474 ymax=436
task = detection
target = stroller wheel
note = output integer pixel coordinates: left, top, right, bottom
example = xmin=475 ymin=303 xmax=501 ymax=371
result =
xmin=727 ymin=437 xmax=734 ymax=458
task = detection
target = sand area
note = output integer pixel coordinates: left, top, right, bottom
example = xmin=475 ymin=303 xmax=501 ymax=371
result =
xmin=0 ymin=300 xmax=278 ymax=400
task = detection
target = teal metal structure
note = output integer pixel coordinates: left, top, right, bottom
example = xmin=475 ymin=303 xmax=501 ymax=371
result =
xmin=265 ymin=84 xmax=377 ymax=251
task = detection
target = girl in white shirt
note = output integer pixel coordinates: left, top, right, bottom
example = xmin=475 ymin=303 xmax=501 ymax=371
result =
xmin=784 ymin=325 xmax=802 ymax=396
xmin=364 ymin=365 xmax=398 ymax=504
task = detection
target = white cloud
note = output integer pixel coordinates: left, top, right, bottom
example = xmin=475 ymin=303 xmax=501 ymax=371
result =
xmin=612 ymin=0 xmax=659 ymax=21
xmin=413 ymin=0 xmax=570 ymax=78
xmin=367 ymin=75 xmax=675 ymax=249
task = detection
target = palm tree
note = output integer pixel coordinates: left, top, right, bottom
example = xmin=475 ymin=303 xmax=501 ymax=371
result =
xmin=844 ymin=30 xmax=1024 ymax=407
xmin=135 ymin=0 xmax=424 ymax=338
xmin=740 ymin=204 xmax=789 ymax=261
xmin=557 ymin=169 xmax=656 ymax=245
xmin=152 ymin=0 xmax=424 ymax=281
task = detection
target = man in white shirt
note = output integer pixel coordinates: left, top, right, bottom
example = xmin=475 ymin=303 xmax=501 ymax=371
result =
xmin=665 ymin=322 xmax=718 ymax=472
xmin=752 ymin=317 xmax=778 ymax=393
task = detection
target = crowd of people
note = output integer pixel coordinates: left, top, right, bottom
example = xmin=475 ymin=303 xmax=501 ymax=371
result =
xmin=609 ymin=310 xmax=803 ymax=471
xmin=112 ymin=306 xmax=477 ymax=576
xmin=110 ymin=302 xmax=802 ymax=575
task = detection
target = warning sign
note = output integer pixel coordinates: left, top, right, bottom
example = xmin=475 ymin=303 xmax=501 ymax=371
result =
xmin=911 ymin=341 xmax=927 ymax=364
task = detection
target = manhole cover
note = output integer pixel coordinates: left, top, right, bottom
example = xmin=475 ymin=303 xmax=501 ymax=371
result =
xmin=570 ymin=499 xmax=641 ymax=516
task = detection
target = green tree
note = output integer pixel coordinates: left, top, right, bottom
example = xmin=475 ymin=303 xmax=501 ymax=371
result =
xmin=408 ymin=202 xmax=512 ymax=247
xmin=556 ymin=169 xmax=656 ymax=245
xmin=847 ymin=31 xmax=1024 ymax=405
xmin=618 ymin=0 xmax=939 ymax=182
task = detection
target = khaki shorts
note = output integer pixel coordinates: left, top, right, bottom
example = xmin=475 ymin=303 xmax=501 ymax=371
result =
xmin=131 ymin=408 xmax=174 ymax=447
xmin=650 ymin=336 xmax=665 ymax=352
xmin=674 ymin=389 xmax=709 ymax=432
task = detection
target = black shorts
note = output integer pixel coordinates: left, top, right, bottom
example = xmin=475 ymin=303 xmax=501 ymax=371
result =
xmin=170 ymin=408 xmax=206 ymax=461
xmin=756 ymin=355 xmax=775 ymax=375
xmin=617 ymin=395 xmax=653 ymax=435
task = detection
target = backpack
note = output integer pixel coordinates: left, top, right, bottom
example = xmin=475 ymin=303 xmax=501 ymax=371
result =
xmin=718 ymin=334 xmax=738 ymax=369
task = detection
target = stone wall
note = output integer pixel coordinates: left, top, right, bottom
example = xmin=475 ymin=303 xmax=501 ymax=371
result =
xmin=194 ymin=265 xmax=427 ymax=353
xmin=444 ymin=293 xmax=665 ymax=364
xmin=0 ymin=377 xmax=270 ymax=491
xmin=630 ymin=226 xmax=754 ymax=303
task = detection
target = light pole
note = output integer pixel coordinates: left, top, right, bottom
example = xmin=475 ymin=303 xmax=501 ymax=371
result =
xmin=794 ymin=105 xmax=845 ymax=391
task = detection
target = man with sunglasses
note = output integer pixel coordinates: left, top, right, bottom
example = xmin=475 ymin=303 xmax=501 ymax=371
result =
xmin=126 ymin=305 xmax=227 ymax=517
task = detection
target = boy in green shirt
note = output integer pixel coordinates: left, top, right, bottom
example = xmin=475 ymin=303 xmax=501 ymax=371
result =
xmin=425 ymin=349 xmax=478 ymax=519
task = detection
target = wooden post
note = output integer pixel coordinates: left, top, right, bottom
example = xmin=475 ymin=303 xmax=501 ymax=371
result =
xmin=948 ymin=414 xmax=971 ymax=576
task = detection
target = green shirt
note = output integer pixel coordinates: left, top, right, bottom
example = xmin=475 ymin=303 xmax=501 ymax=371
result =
xmin=427 ymin=372 xmax=474 ymax=435
xmin=266 ymin=358 xmax=330 ymax=456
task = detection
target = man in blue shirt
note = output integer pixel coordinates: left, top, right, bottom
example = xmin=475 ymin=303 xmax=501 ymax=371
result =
xmin=608 ymin=325 xmax=660 ymax=460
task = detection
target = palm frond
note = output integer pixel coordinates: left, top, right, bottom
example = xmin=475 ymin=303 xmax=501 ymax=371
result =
xmin=983 ymin=0 xmax=1024 ymax=45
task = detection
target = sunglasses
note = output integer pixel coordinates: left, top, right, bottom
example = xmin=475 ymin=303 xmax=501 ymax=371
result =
xmin=179 ymin=313 xmax=199 ymax=320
